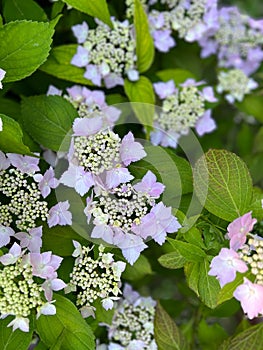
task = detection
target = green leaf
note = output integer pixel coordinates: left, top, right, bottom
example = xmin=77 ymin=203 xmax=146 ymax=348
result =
xmin=0 ymin=98 xmax=21 ymax=121
xmin=0 ymin=20 xmax=54 ymax=82
xmin=0 ymin=114 xmax=31 ymax=154
xmin=194 ymin=149 xmax=253 ymax=221
xmin=183 ymin=227 xmax=206 ymax=249
xmin=130 ymin=145 xmax=193 ymax=207
xmin=236 ymin=95 xmax=263 ymax=123
xmin=250 ymin=188 xmax=263 ymax=220
xmin=158 ymin=251 xmax=187 ymax=269
xmin=198 ymin=258 xmax=220 ymax=309
xmin=62 ymin=0 xmax=112 ymax=27
xmin=185 ymin=260 xmax=221 ymax=309
xmin=122 ymin=254 xmax=153 ymax=281
xmin=0 ymin=316 xmax=33 ymax=350
xmin=156 ymin=69 xmax=195 ymax=84
xmin=3 ymin=0 xmax=48 ymax=22
xmin=154 ymin=302 xmax=182 ymax=350
xmin=219 ymin=323 xmax=263 ymax=350
xmin=168 ymin=239 xmax=206 ymax=262
xmin=198 ymin=319 xmax=228 ymax=350
xmin=42 ymin=224 xmax=87 ymax=257
xmin=21 ymin=95 xmax=78 ymax=151
xmin=36 ymin=294 xmax=95 ymax=350
xmin=40 ymin=45 xmax=93 ymax=85
xmin=124 ymin=76 xmax=155 ymax=133
xmin=134 ymin=0 xmax=154 ymax=72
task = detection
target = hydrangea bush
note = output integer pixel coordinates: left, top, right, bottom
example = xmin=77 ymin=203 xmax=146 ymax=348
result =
xmin=0 ymin=0 xmax=263 ymax=349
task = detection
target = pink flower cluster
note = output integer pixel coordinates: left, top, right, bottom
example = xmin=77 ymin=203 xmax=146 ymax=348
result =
xmin=208 ymin=211 xmax=263 ymax=319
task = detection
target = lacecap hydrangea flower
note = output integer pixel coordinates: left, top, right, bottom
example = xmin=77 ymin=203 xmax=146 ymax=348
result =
xmin=71 ymin=18 xmax=139 ymax=88
xmin=133 ymin=0 xmax=218 ymax=53
xmin=0 ymin=152 xmax=71 ymax=231
xmin=47 ymin=84 xmax=121 ymax=130
xmin=216 ymin=69 xmax=258 ymax=104
xmin=208 ymin=211 xmax=263 ymax=319
xmin=151 ymin=79 xmax=217 ymax=148
xmin=65 ymin=242 xmax=126 ymax=317
xmin=198 ymin=6 xmax=263 ymax=75
xmin=0 ymin=225 xmax=66 ymax=332
xmin=99 ymin=284 xmax=157 ymax=350
xmin=59 ymin=118 xmax=181 ymax=264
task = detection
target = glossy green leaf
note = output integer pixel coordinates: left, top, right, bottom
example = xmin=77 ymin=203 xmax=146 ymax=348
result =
xmin=0 ymin=316 xmax=33 ymax=350
xmin=0 ymin=114 xmax=31 ymax=154
xmin=154 ymin=302 xmax=182 ymax=350
xmin=40 ymin=45 xmax=93 ymax=85
xmin=3 ymin=0 xmax=48 ymax=22
xmin=158 ymin=251 xmax=187 ymax=269
xmin=62 ymin=0 xmax=112 ymax=27
xmin=21 ymin=95 xmax=78 ymax=151
xmin=156 ymin=69 xmax=195 ymax=84
xmin=250 ymin=188 xmax=263 ymax=220
xmin=0 ymin=20 xmax=54 ymax=82
xmin=122 ymin=254 xmax=153 ymax=280
xmin=36 ymin=294 xmax=95 ymax=350
xmin=194 ymin=149 xmax=253 ymax=221
xmin=168 ymin=239 xmax=206 ymax=262
xmin=219 ymin=323 xmax=263 ymax=350
xmin=134 ymin=0 xmax=154 ymax=72
xmin=124 ymin=76 xmax=155 ymax=133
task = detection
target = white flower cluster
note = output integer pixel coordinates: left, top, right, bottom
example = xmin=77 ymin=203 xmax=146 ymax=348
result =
xmin=0 ymin=168 xmax=49 ymax=231
xmin=73 ymin=131 xmax=121 ymax=175
xmin=102 ymin=284 xmax=157 ymax=350
xmin=217 ymin=69 xmax=258 ymax=104
xmin=89 ymin=183 xmax=154 ymax=231
xmin=66 ymin=243 xmax=126 ymax=317
xmin=0 ymin=258 xmax=46 ymax=330
xmin=239 ymin=237 xmax=263 ymax=286
xmin=156 ymin=85 xmax=205 ymax=135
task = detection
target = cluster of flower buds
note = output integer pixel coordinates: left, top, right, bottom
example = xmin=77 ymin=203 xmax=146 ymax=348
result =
xmin=99 ymin=284 xmax=157 ymax=350
xmin=151 ymin=79 xmax=217 ymax=148
xmin=0 ymin=152 xmax=72 ymax=231
xmin=66 ymin=243 xmax=126 ymax=317
xmin=209 ymin=211 xmax=263 ymax=319
xmin=125 ymin=0 xmax=218 ymax=53
xmin=216 ymin=69 xmax=258 ymax=104
xmin=199 ymin=6 xmax=263 ymax=75
xmin=0 ymin=225 xmax=66 ymax=332
xmin=0 ymin=68 xmax=5 ymax=90
xmin=71 ymin=18 xmax=139 ymax=88
xmin=58 ymin=112 xmax=180 ymax=264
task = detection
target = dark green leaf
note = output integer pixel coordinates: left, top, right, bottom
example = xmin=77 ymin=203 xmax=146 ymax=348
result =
xmin=36 ymin=294 xmax=95 ymax=350
xmin=3 ymin=0 xmax=48 ymax=22
xmin=122 ymin=254 xmax=153 ymax=280
xmin=0 ymin=114 xmax=31 ymax=154
xmin=236 ymin=95 xmax=263 ymax=123
xmin=134 ymin=0 xmax=154 ymax=72
xmin=219 ymin=323 xmax=263 ymax=350
xmin=62 ymin=0 xmax=112 ymax=27
xmin=40 ymin=45 xmax=93 ymax=85
xmin=156 ymin=69 xmax=195 ymax=84
xmin=154 ymin=302 xmax=182 ymax=350
xmin=194 ymin=149 xmax=253 ymax=221
xmin=0 ymin=20 xmax=54 ymax=82
xmin=21 ymin=95 xmax=78 ymax=151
